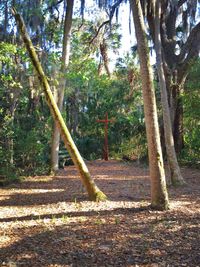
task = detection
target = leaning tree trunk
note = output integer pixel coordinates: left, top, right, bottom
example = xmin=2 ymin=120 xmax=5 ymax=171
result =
xmin=130 ymin=0 xmax=169 ymax=210
xmin=154 ymin=0 xmax=185 ymax=185
xmin=51 ymin=0 xmax=74 ymax=172
xmin=12 ymin=8 xmax=107 ymax=201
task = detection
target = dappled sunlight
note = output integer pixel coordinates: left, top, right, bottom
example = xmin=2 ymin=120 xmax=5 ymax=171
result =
xmin=0 ymin=199 xmax=150 ymax=225
xmin=95 ymin=174 xmax=149 ymax=180
xmin=26 ymin=176 xmax=54 ymax=182
xmin=1 ymin=188 xmax=65 ymax=195
xmin=1 ymin=207 xmax=199 ymax=266
xmin=0 ymin=195 xmax=10 ymax=201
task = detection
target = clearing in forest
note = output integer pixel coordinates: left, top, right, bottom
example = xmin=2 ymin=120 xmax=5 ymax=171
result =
xmin=0 ymin=160 xmax=199 ymax=267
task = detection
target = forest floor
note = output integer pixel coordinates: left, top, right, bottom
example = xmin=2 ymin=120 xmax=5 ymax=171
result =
xmin=0 ymin=160 xmax=199 ymax=267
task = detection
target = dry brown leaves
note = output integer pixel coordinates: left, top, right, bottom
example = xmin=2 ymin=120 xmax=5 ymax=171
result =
xmin=0 ymin=160 xmax=199 ymax=267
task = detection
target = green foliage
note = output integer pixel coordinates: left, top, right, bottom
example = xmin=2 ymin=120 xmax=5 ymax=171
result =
xmin=0 ymin=6 xmax=148 ymax=181
xmin=14 ymin=127 xmax=50 ymax=175
xmin=0 ymin=41 xmax=51 ymax=180
xmin=4 ymin=2 xmax=199 ymax=185
xmin=0 ymin=42 xmax=17 ymax=63
xmin=65 ymin=37 xmax=146 ymax=161
xmin=76 ymin=136 xmax=103 ymax=160
xmin=180 ymin=60 xmax=200 ymax=167
xmin=0 ymin=164 xmax=20 ymax=185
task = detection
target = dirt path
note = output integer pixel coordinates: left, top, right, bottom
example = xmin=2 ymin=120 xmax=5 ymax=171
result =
xmin=0 ymin=160 xmax=199 ymax=267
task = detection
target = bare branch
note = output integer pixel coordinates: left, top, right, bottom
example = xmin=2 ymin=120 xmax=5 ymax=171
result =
xmin=88 ymin=0 xmax=123 ymax=45
xmin=88 ymin=20 xmax=109 ymax=44
xmin=46 ymin=0 xmax=64 ymax=11
xmin=71 ymin=22 xmax=84 ymax=34
xmin=178 ymin=0 xmax=187 ymax=8
xmin=177 ymin=21 xmax=200 ymax=80
xmin=109 ymin=0 xmax=124 ymax=19
xmin=178 ymin=21 xmax=200 ymax=63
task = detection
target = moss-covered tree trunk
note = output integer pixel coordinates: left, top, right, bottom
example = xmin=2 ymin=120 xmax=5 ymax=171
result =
xmin=12 ymin=8 xmax=107 ymax=201
xmin=130 ymin=0 xmax=169 ymax=210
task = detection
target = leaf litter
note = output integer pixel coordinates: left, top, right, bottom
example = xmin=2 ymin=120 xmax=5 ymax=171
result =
xmin=0 ymin=160 xmax=199 ymax=267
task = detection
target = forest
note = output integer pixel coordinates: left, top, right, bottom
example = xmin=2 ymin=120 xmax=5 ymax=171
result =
xmin=0 ymin=0 xmax=200 ymax=266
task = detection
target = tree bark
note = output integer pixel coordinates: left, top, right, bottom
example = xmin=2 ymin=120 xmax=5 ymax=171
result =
xmin=67 ymin=92 xmax=79 ymax=136
xmin=154 ymin=0 xmax=185 ymax=185
xmin=3 ymin=0 xmax=8 ymax=40
xmin=164 ymin=71 xmax=185 ymax=154
xmin=130 ymin=0 xmax=169 ymax=210
xmin=51 ymin=0 xmax=74 ymax=172
xmin=146 ymin=3 xmax=200 ymax=154
xmin=98 ymin=58 xmax=104 ymax=76
xmin=12 ymin=8 xmax=107 ymax=201
xmin=100 ymin=39 xmax=111 ymax=78
xmin=170 ymin=82 xmax=184 ymax=154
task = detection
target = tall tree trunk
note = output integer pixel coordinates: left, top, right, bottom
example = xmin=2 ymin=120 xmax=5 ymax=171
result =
xmin=9 ymin=100 xmax=15 ymax=166
xmin=171 ymin=84 xmax=184 ymax=154
xmin=146 ymin=2 xmax=200 ymax=156
xmin=3 ymin=0 xmax=8 ymax=40
xmin=154 ymin=0 xmax=185 ymax=185
xmin=12 ymin=8 xmax=107 ymax=201
xmin=67 ymin=92 xmax=79 ymax=136
xmin=100 ymin=39 xmax=111 ymax=78
xmin=51 ymin=0 xmax=74 ymax=172
xmin=98 ymin=58 xmax=104 ymax=76
xmin=165 ymin=74 xmax=184 ymax=154
xmin=130 ymin=0 xmax=169 ymax=210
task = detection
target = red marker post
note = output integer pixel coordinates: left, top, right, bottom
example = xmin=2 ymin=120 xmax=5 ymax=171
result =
xmin=96 ymin=112 xmax=114 ymax=161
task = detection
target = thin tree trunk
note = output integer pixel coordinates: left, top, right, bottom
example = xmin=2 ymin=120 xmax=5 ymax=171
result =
xmin=70 ymin=93 xmax=79 ymax=135
xmin=12 ymin=8 xmax=107 ymax=201
xmin=100 ymin=39 xmax=111 ymax=78
xmin=4 ymin=0 xmax=8 ymax=40
xmin=130 ymin=0 xmax=169 ymax=210
xmin=171 ymin=84 xmax=184 ymax=154
xmin=164 ymin=73 xmax=185 ymax=155
xmin=98 ymin=58 xmax=104 ymax=76
xmin=9 ymin=105 xmax=14 ymax=166
xmin=51 ymin=0 xmax=74 ymax=172
xmin=154 ymin=0 xmax=185 ymax=185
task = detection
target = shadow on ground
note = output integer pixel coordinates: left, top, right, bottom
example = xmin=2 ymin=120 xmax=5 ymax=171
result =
xmin=0 ymin=160 xmax=199 ymax=267
xmin=0 ymin=209 xmax=199 ymax=267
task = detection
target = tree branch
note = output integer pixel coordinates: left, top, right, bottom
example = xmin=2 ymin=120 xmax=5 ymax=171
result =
xmin=178 ymin=0 xmax=187 ymax=8
xmin=178 ymin=21 xmax=200 ymax=64
xmin=71 ymin=22 xmax=84 ymax=34
xmin=88 ymin=0 xmax=123 ymax=45
xmin=88 ymin=20 xmax=109 ymax=44
xmin=46 ymin=0 xmax=64 ymax=12
xmin=109 ymin=0 xmax=124 ymax=20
